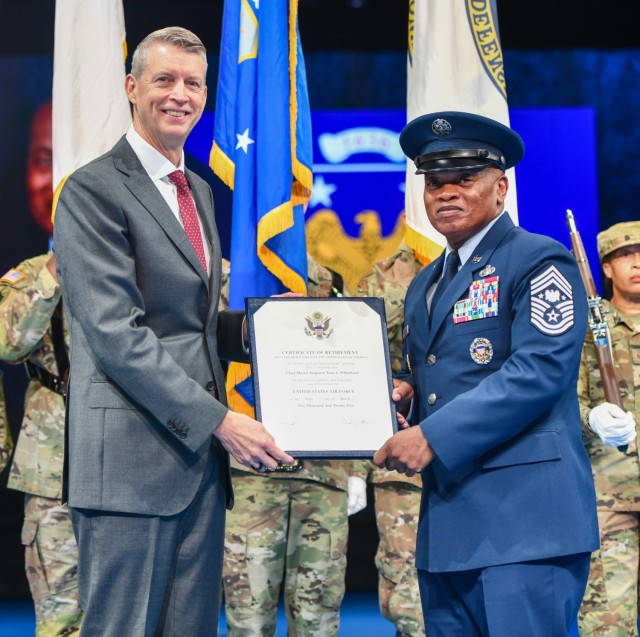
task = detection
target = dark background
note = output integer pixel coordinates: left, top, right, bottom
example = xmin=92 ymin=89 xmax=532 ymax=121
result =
xmin=1 ymin=0 xmax=640 ymax=599
xmin=2 ymin=0 xmax=640 ymax=54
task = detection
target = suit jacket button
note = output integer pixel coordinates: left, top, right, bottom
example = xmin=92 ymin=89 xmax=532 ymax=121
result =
xmin=427 ymin=393 xmax=437 ymax=405
xmin=206 ymin=381 xmax=216 ymax=392
xmin=427 ymin=354 xmax=437 ymax=365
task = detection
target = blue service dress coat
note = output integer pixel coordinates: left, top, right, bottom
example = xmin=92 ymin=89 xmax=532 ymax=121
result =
xmin=54 ymin=136 xmax=238 ymax=517
xmin=398 ymin=213 xmax=599 ymax=573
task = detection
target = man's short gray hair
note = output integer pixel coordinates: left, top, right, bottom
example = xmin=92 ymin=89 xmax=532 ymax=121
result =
xmin=130 ymin=27 xmax=207 ymax=79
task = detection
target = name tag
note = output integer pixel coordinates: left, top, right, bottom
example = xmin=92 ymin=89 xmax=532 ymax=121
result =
xmin=453 ymin=276 xmax=499 ymax=324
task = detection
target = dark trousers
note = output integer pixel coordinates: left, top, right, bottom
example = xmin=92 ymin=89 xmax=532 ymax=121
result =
xmin=71 ymin=456 xmax=226 ymax=637
xmin=419 ymin=553 xmax=591 ymax=637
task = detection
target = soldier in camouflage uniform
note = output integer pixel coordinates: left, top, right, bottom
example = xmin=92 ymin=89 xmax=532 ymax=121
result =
xmin=354 ymin=240 xmax=426 ymax=637
xmin=578 ymin=221 xmax=640 ymax=637
xmin=0 ymin=253 xmax=81 ymax=636
xmin=222 ymin=255 xmax=367 ymax=637
xmin=0 ymin=369 xmax=13 ymax=472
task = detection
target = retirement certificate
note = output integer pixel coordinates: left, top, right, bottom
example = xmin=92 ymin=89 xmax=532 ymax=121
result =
xmin=246 ymin=297 xmax=397 ymax=458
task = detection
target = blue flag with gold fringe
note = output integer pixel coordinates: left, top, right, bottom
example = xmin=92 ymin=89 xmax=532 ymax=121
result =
xmin=211 ymin=0 xmax=312 ymax=415
xmin=211 ymin=0 xmax=311 ymax=307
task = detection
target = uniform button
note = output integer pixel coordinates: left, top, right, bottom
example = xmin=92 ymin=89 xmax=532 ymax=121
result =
xmin=179 ymin=432 xmax=187 ymax=440
xmin=427 ymin=354 xmax=436 ymax=365
xmin=206 ymin=381 xmax=216 ymax=392
xmin=427 ymin=393 xmax=437 ymax=405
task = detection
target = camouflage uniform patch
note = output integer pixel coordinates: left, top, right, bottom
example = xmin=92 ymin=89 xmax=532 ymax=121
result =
xmin=577 ymin=301 xmax=640 ymax=636
xmin=354 ymin=242 xmax=426 ymax=635
xmin=307 ymin=255 xmax=347 ymax=298
xmin=224 ymin=473 xmax=348 ymax=637
xmin=220 ymin=258 xmax=230 ymax=312
xmin=0 ymin=370 xmax=13 ymax=472
xmin=374 ymin=483 xmax=425 ymax=636
xmin=0 ymin=253 xmax=67 ymax=497
xmin=0 ymin=253 xmax=81 ymax=634
xmin=23 ymin=495 xmax=81 ymax=636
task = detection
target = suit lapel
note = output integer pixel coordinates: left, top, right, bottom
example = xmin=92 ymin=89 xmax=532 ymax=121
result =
xmin=410 ymin=256 xmax=443 ymax=351
xmin=112 ymin=139 xmax=209 ymax=287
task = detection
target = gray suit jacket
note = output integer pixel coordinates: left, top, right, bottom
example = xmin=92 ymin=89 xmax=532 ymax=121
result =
xmin=54 ymin=136 xmax=234 ymax=516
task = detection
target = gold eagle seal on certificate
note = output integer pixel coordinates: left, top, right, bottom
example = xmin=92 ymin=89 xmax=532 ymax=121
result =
xmin=305 ymin=311 xmax=333 ymax=339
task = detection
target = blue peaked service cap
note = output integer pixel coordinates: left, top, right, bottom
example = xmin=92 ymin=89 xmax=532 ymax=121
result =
xmin=399 ymin=111 xmax=525 ymax=174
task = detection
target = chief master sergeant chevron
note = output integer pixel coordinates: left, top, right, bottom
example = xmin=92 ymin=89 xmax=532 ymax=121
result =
xmin=373 ymin=111 xmax=599 ymax=637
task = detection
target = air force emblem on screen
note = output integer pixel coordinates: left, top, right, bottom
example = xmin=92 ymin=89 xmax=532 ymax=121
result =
xmin=530 ymin=265 xmax=574 ymax=335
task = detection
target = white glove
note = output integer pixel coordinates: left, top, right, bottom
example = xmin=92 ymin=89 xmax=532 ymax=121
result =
xmin=589 ymin=403 xmax=637 ymax=447
xmin=347 ymin=476 xmax=367 ymax=516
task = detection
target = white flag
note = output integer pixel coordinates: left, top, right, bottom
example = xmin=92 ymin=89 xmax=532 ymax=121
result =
xmin=52 ymin=0 xmax=131 ymax=214
xmin=405 ymin=0 xmax=517 ymax=262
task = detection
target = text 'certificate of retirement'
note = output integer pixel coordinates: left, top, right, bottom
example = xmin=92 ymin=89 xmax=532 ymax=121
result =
xmin=246 ymin=297 xmax=397 ymax=458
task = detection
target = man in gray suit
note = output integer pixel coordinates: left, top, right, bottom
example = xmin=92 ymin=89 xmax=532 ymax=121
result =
xmin=53 ymin=27 xmax=294 ymax=637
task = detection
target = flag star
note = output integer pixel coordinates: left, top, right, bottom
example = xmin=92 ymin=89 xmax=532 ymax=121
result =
xmin=235 ymin=128 xmax=255 ymax=153
xmin=310 ymin=175 xmax=337 ymax=208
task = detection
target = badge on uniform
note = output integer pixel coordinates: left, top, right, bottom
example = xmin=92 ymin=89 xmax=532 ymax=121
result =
xmin=453 ymin=275 xmax=499 ymax=324
xmin=530 ymin=265 xmax=574 ymax=335
xmin=478 ymin=264 xmax=495 ymax=277
xmin=0 ymin=269 xmax=26 ymax=285
xmin=469 ymin=337 xmax=493 ymax=364
xmin=406 ymin=353 xmax=413 ymax=374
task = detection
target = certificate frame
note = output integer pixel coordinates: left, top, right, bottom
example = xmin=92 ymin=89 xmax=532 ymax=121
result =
xmin=245 ymin=296 xmax=398 ymax=458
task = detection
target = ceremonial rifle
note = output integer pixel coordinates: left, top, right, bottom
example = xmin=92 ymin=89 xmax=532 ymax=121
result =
xmin=566 ymin=209 xmax=627 ymax=452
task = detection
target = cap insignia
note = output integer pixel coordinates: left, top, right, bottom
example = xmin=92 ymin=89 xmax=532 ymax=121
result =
xmin=431 ymin=118 xmax=452 ymax=136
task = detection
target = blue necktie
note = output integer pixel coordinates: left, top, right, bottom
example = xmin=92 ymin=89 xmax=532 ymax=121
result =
xmin=430 ymin=250 xmax=460 ymax=320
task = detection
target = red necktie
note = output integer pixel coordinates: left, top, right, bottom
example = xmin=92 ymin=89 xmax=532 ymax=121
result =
xmin=167 ymin=170 xmax=207 ymax=271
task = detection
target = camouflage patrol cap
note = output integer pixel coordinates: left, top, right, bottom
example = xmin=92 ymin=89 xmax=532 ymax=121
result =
xmin=597 ymin=221 xmax=640 ymax=261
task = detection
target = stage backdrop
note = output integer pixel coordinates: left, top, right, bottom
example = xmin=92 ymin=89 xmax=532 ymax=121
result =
xmin=185 ymin=106 xmax=599 ymax=293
